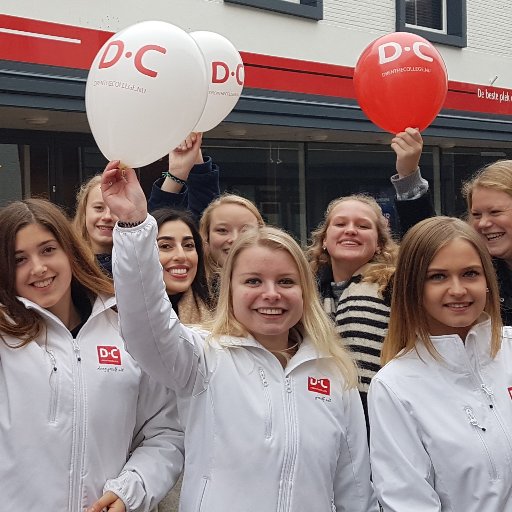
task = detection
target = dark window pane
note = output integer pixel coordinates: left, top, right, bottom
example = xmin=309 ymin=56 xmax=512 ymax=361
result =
xmin=406 ymin=0 xmax=443 ymax=30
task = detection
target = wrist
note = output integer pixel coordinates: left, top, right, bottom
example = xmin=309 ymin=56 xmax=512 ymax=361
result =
xmin=117 ymin=219 xmax=145 ymax=228
xmin=163 ymin=170 xmax=187 ymax=186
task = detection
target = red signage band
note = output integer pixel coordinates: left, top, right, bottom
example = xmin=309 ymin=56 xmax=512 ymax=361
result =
xmin=1 ymin=14 xmax=512 ymax=117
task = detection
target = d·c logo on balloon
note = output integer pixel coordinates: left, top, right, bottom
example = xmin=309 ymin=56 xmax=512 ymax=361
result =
xmin=98 ymin=40 xmax=166 ymax=78
xmin=378 ymin=41 xmax=434 ymax=65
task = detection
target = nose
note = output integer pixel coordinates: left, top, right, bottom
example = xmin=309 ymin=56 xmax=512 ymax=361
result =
xmin=226 ymin=229 xmax=239 ymax=244
xmin=172 ymin=245 xmax=186 ymax=261
xmin=344 ymin=222 xmax=357 ymax=235
xmin=476 ymin=213 xmax=492 ymax=230
xmin=31 ymin=256 xmax=47 ymax=276
xmin=102 ymin=206 xmax=113 ymax=221
xmin=449 ymin=277 xmax=466 ymax=296
xmin=262 ymin=282 xmax=281 ymax=301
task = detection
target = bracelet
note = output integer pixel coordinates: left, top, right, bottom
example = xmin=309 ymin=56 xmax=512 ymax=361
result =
xmin=162 ymin=171 xmax=187 ymax=186
xmin=117 ymin=219 xmax=145 ymax=228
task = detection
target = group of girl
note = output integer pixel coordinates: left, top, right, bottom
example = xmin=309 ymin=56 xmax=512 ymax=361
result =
xmin=2 ymin=126 xmax=512 ymax=511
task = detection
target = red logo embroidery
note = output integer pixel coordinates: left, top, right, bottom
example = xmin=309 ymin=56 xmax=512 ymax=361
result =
xmin=97 ymin=346 xmax=122 ymax=365
xmin=308 ymin=377 xmax=331 ymax=396
xmin=508 ymin=387 xmax=512 ymax=400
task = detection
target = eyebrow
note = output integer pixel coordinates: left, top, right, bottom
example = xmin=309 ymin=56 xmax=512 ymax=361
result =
xmin=427 ymin=265 xmax=483 ymax=272
xmin=15 ymin=239 xmax=56 ymax=254
xmin=157 ymin=235 xmax=194 ymax=241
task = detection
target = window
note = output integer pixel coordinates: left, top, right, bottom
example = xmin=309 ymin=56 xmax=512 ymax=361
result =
xmin=225 ymin=0 xmax=323 ymax=21
xmin=396 ymin=0 xmax=466 ymax=47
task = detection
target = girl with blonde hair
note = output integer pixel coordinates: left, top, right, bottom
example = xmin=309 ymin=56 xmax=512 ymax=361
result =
xmin=308 ymin=193 xmax=399 ymax=422
xmin=101 ymin=162 xmax=378 ymax=512
xmin=369 ymin=216 xmax=512 ymax=511
xmin=199 ymin=192 xmax=264 ymax=293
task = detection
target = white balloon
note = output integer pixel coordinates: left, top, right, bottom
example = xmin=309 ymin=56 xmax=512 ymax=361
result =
xmin=190 ymin=31 xmax=244 ymax=132
xmin=86 ymin=21 xmax=208 ymax=168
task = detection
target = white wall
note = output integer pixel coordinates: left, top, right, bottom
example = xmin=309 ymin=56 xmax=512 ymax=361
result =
xmin=4 ymin=0 xmax=512 ymax=88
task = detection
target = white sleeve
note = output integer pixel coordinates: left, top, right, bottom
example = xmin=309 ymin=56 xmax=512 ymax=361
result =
xmin=103 ymin=373 xmax=184 ymax=511
xmin=334 ymin=387 xmax=379 ymax=512
xmin=112 ymin=215 xmax=206 ymax=392
xmin=368 ymin=377 xmax=441 ymax=512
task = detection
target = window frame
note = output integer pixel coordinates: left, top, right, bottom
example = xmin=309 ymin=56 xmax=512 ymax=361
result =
xmin=396 ymin=0 xmax=467 ymax=48
xmin=225 ymin=0 xmax=323 ymax=21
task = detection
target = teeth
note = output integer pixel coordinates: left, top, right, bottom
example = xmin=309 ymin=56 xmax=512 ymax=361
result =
xmin=447 ymin=303 xmax=470 ymax=308
xmin=170 ymin=268 xmax=187 ymax=275
xmin=33 ymin=278 xmax=53 ymax=288
xmin=340 ymin=241 xmax=358 ymax=246
xmin=98 ymin=226 xmax=113 ymax=231
xmin=258 ymin=308 xmax=282 ymax=315
xmin=486 ymin=233 xmax=503 ymax=241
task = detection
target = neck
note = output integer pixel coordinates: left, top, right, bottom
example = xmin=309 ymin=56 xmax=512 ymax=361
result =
xmin=331 ymin=260 xmax=361 ymax=282
xmin=91 ymin=241 xmax=113 ymax=255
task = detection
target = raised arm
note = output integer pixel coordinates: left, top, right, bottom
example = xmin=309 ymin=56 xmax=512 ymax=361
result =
xmin=390 ymin=128 xmax=436 ymax=236
xmin=101 ymin=162 xmax=204 ymax=390
xmin=148 ymin=132 xmax=220 ymax=220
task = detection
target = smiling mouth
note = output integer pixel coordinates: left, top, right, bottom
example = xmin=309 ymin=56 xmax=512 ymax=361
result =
xmin=484 ymin=233 xmax=504 ymax=242
xmin=32 ymin=277 xmax=54 ymax=289
xmin=167 ymin=268 xmax=189 ymax=278
xmin=257 ymin=308 xmax=284 ymax=315
xmin=98 ymin=226 xmax=114 ymax=232
xmin=444 ymin=302 xmax=472 ymax=309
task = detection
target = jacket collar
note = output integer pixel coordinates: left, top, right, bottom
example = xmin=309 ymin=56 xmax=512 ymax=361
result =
xmin=416 ymin=314 xmax=494 ymax=372
xmin=17 ymin=293 xmax=116 ymax=330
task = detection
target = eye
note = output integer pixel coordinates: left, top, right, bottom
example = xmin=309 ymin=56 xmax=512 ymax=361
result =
xmin=15 ymin=255 xmax=26 ymax=266
xmin=427 ymin=273 xmax=445 ymax=281
xmin=278 ymin=277 xmax=296 ymax=287
xmin=491 ymin=210 xmax=503 ymax=216
xmin=183 ymin=241 xmax=196 ymax=250
xmin=215 ymin=228 xmax=228 ymax=235
xmin=94 ymin=206 xmax=104 ymax=212
xmin=244 ymin=277 xmax=261 ymax=286
xmin=471 ymin=211 xmax=481 ymax=219
xmin=358 ymin=224 xmax=372 ymax=229
xmin=42 ymin=246 xmax=57 ymax=255
xmin=463 ymin=269 xmax=480 ymax=278
xmin=158 ymin=242 xmax=174 ymax=251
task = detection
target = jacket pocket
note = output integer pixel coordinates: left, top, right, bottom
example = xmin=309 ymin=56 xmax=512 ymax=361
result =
xmin=47 ymin=350 xmax=59 ymax=423
xmin=196 ymin=477 xmax=209 ymax=512
xmin=258 ymin=367 xmax=273 ymax=439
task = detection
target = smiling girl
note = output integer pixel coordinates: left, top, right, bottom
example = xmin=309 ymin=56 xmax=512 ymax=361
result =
xmin=101 ymin=163 xmax=377 ymax=512
xmin=369 ymin=216 xmax=512 ymax=511
xmin=0 ymin=199 xmax=182 ymax=512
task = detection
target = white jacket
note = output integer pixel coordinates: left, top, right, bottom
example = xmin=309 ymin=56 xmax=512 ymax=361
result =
xmin=0 ymin=293 xmax=184 ymax=512
xmin=112 ymin=215 xmax=378 ymax=512
xmin=368 ymin=317 xmax=512 ymax=511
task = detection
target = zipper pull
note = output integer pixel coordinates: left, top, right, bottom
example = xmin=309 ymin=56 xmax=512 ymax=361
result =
xmin=481 ymin=384 xmax=494 ymax=409
xmin=284 ymin=377 xmax=292 ymax=393
xmin=72 ymin=340 xmax=82 ymax=362
xmin=259 ymin=367 xmax=268 ymax=387
xmin=48 ymin=350 xmax=57 ymax=373
xmin=465 ymin=406 xmax=486 ymax=431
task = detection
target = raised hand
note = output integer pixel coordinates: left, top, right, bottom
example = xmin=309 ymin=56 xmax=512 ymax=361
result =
xmin=101 ymin=161 xmax=148 ymax=223
xmin=391 ymin=127 xmax=423 ymax=177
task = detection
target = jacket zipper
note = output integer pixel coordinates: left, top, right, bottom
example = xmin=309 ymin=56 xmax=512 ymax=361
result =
xmin=277 ymin=376 xmax=298 ymax=512
xmin=258 ymin=367 xmax=273 ymax=439
xmin=47 ymin=350 xmax=59 ymax=423
xmin=69 ymin=339 xmax=85 ymax=512
xmin=464 ymin=406 xmax=498 ymax=480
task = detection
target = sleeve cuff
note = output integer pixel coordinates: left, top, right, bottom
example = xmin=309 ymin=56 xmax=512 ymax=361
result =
xmin=390 ymin=168 xmax=429 ymax=200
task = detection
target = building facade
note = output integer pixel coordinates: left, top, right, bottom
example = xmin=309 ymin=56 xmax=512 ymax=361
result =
xmin=1 ymin=0 xmax=512 ymax=241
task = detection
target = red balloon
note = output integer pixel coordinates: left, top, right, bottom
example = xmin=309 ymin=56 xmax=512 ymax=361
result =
xmin=353 ymin=32 xmax=448 ymax=133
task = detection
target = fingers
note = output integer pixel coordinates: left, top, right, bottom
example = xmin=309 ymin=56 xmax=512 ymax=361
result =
xmin=101 ymin=161 xmax=137 ymax=192
xmin=86 ymin=492 xmax=113 ymax=512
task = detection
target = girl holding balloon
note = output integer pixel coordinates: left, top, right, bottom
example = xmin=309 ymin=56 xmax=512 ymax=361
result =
xmin=369 ymin=216 xmax=512 ymax=511
xmin=100 ymin=161 xmax=378 ymax=512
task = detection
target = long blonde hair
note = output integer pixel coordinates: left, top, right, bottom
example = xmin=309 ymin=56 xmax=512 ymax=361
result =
xmin=207 ymin=226 xmax=358 ymax=387
xmin=307 ymin=194 xmax=398 ymax=291
xmin=0 ymin=199 xmax=114 ymax=347
xmin=199 ymin=193 xmax=265 ymax=284
xmin=381 ymin=217 xmax=502 ymax=365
